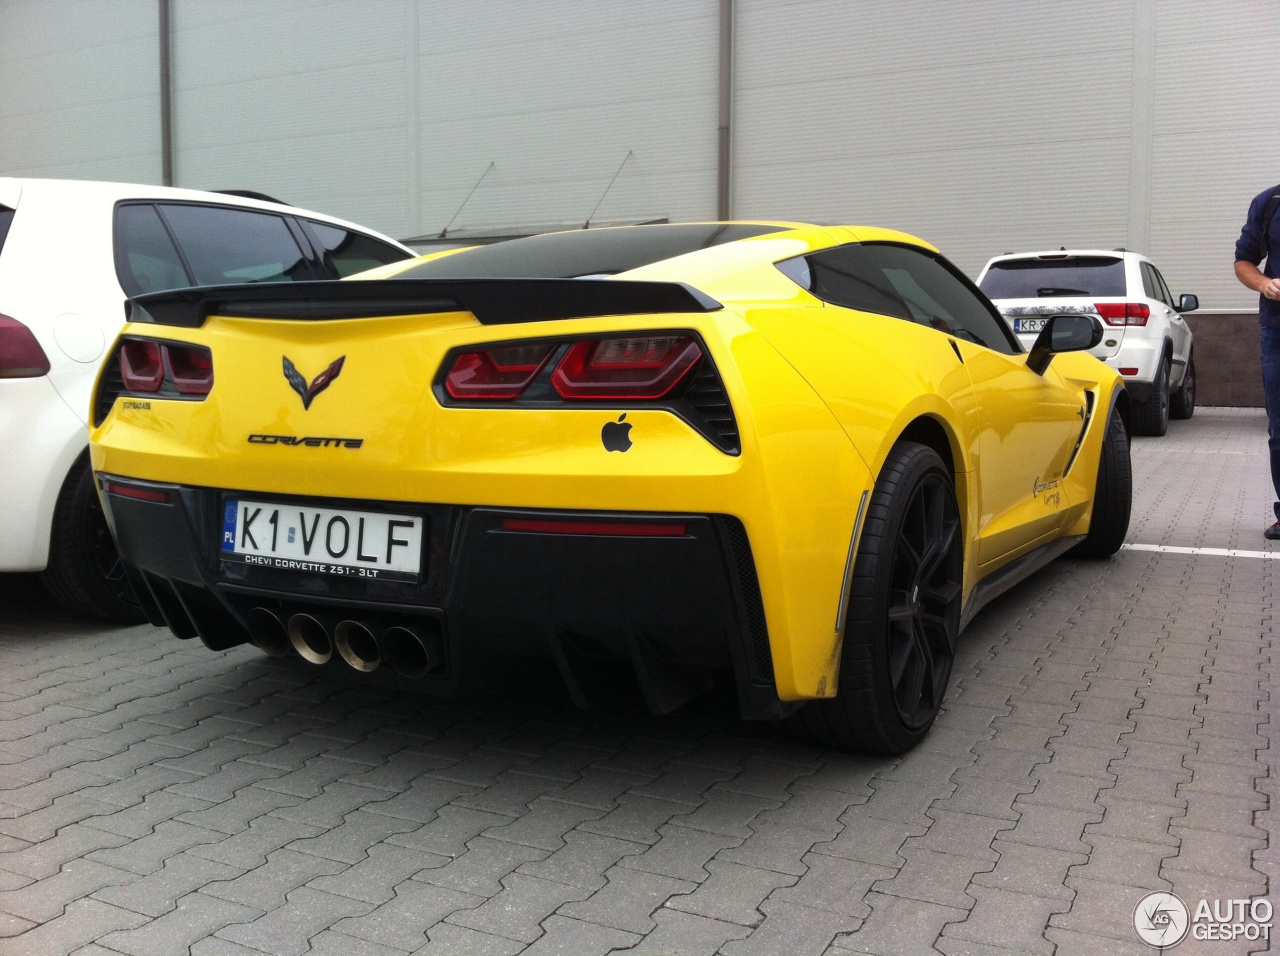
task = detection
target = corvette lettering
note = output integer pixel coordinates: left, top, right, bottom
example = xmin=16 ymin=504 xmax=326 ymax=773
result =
xmin=248 ymin=434 xmax=363 ymax=448
xmin=1033 ymin=475 xmax=1060 ymax=496
xmin=1033 ymin=475 xmax=1061 ymax=508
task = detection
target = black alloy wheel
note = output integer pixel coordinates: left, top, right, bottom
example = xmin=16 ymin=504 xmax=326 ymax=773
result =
xmin=795 ymin=442 xmax=963 ymax=753
xmin=884 ymin=464 xmax=963 ymax=729
xmin=1071 ymin=403 xmax=1132 ymax=558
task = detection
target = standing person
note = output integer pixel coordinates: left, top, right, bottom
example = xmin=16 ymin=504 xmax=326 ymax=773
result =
xmin=1234 ymin=184 xmax=1280 ymax=539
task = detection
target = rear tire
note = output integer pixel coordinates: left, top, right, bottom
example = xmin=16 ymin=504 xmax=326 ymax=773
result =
xmin=793 ymin=442 xmax=962 ymax=753
xmin=1132 ymin=355 xmax=1170 ymax=436
xmin=1170 ymin=354 xmax=1195 ymax=420
xmin=1071 ymin=404 xmax=1132 ymax=558
xmin=40 ymin=456 xmax=147 ymax=623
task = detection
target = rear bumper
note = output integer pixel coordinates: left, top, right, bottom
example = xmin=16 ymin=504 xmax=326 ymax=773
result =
xmin=98 ymin=475 xmax=788 ymax=719
xmin=0 ymin=377 xmax=88 ymax=571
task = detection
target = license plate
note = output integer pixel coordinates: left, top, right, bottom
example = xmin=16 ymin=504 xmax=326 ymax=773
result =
xmin=1014 ymin=317 xmax=1048 ymax=333
xmin=221 ymin=499 xmax=424 ymax=583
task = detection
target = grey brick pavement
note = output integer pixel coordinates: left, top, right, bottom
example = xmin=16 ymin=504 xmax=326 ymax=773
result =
xmin=0 ymin=408 xmax=1274 ymax=955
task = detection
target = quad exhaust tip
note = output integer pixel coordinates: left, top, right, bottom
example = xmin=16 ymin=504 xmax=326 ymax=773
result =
xmin=287 ymin=611 xmax=336 ymax=664
xmin=251 ymin=607 xmax=445 ymax=679
xmin=335 ymin=619 xmax=382 ymax=673
xmin=245 ymin=607 xmax=292 ymax=657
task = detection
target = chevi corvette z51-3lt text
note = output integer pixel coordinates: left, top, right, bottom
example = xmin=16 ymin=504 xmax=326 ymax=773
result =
xmin=89 ymin=223 xmax=1131 ymax=752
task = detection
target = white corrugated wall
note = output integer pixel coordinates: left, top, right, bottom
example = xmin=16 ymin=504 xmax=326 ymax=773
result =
xmin=0 ymin=0 xmax=160 ymax=182
xmin=1 ymin=0 xmax=1277 ymax=310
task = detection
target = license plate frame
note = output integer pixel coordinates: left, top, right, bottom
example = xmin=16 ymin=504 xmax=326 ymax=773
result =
xmin=1013 ymin=317 xmax=1048 ymax=333
xmin=220 ymin=498 xmax=425 ymax=583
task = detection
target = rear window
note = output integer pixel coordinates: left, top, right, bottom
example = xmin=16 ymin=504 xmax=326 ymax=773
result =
xmin=115 ymin=203 xmax=191 ymax=296
xmin=157 ymin=203 xmax=314 ymax=285
xmin=979 ymin=256 xmax=1126 ymax=298
xmin=395 ymin=223 xmax=784 ymax=279
xmin=303 ymin=220 xmax=411 ymax=277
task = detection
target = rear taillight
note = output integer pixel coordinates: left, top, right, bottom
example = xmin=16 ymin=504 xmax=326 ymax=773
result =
xmin=167 ymin=344 xmax=214 ymax=395
xmin=436 ymin=332 xmax=739 ymax=454
xmin=120 ymin=340 xmax=164 ymax=391
xmin=117 ymin=339 xmax=214 ymax=396
xmin=1095 ymin=302 xmax=1150 ymax=326
xmin=551 ymin=336 xmax=702 ymax=399
xmin=0 ymin=314 xmax=51 ymax=378
xmin=445 ymin=344 xmax=554 ymax=400
xmin=443 ymin=335 xmax=703 ymax=402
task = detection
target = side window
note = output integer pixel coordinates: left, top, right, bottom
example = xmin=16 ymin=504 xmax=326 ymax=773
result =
xmin=1139 ymin=262 xmax=1160 ymax=301
xmin=113 ymin=203 xmax=192 ymax=297
xmin=793 ymin=243 xmax=1019 ymax=354
xmin=302 ymin=220 xmax=410 ymax=278
xmin=1152 ymin=266 xmax=1175 ymax=307
xmin=157 ymin=204 xmax=316 ymax=285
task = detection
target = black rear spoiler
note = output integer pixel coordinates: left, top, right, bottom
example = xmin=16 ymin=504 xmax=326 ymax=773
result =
xmin=127 ymin=278 xmax=723 ymax=329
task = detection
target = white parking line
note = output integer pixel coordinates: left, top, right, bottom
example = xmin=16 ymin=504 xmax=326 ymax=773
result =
xmin=1122 ymin=543 xmax=1280 ymax=560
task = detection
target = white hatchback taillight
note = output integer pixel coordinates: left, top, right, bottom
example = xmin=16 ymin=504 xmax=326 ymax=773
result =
xmin=0 ymin=314 xmax=51 ymax=378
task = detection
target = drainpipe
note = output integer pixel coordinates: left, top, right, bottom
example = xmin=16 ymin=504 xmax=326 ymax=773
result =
xmin=717 ymin=0 xmax=733 ymax=220
xmin=159 ymin=0 xmax=173 ymax=186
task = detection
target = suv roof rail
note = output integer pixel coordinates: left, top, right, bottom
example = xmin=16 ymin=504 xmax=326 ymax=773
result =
xmin=1113 ymin=246 xmax=1126 ymax=251
xmin=211 ymin=189 xmax=289 ymax=205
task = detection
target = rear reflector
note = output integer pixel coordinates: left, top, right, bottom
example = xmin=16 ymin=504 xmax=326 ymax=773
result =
xmin=501 ymin=517 xmax=687 ymax=537
xmin=103 ymin=481 xmax=171 ymax=504
xmin=551 ymin=336 xmax=702 ymax=399
xmin=0 ymin=314 xmax=51 ymax=378
xmin=1095 ymin=302 xmax=1150 ymax=326
xmin=1119 ymin=367 xmax=1139 ymax=376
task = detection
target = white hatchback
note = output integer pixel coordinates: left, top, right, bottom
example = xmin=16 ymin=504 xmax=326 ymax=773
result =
xmin=977 ymin=249 xmax=1197 ymax=437
xmin=0 ymin=178 xmax=413 ymax=621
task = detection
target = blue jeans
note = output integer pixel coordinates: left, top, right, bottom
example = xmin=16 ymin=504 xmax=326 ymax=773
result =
xmin=1261 ymin=326 xmax=1280 ymax=520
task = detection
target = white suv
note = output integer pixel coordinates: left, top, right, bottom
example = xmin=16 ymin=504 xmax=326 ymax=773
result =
xmin=0 ymin=178 xmax=413 ymax=621
xmin=977 ymin=249 xmax=1197 ymax=437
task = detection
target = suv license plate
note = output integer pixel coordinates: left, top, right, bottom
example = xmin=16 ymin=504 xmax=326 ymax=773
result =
xmin=1013 ymin=317 xmax=1048 ymax=333
xmin=221 ymin=499 xmax=424 ymax=582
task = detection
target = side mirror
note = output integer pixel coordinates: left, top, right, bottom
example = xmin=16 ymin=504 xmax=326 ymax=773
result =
xmin=1179 ymin=293 xmax=1199 ymax=313
xmin=1026 ymin=313 xmax=1103 ymax=375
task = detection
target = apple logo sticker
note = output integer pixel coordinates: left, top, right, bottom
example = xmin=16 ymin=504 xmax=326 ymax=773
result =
xmin=601 ymin=413 xmax=633 ymax=452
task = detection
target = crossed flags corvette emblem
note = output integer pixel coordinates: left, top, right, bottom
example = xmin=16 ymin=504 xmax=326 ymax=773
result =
xmin=282 ymin=355 xmax=345 ymax=410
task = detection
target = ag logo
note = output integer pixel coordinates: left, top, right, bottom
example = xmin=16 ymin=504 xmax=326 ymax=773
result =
xmin=601 ymin=413 xmax=633 ymax=453
xmin=1134 ymin=892 xmax=1189 ymax=948
xmin=283 ymin=356 xmax=345 ymax=410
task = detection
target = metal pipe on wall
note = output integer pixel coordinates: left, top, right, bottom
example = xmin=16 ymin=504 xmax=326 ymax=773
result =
xmin=717 ymin=0 xmax=733 ymax=220
xmin=159 ymin=0 xmax=173 ymax=186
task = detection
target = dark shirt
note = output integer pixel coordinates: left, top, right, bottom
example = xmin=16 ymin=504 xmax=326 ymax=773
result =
xmin=1236 ymin=185 xmax=1280 ymax=327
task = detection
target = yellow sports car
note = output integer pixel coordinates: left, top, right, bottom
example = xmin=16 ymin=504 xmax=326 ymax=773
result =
xmin=89 ymin=222 xmax=1130 ymax=752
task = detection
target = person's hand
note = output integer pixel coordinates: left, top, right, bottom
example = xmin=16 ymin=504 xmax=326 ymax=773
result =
xmin=1263 ymin=277 xmax=1280 ymax=301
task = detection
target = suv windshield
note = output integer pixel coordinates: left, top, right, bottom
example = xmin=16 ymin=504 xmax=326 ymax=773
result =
xmin=979 ymin=256 xmax=1126 ymax=298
